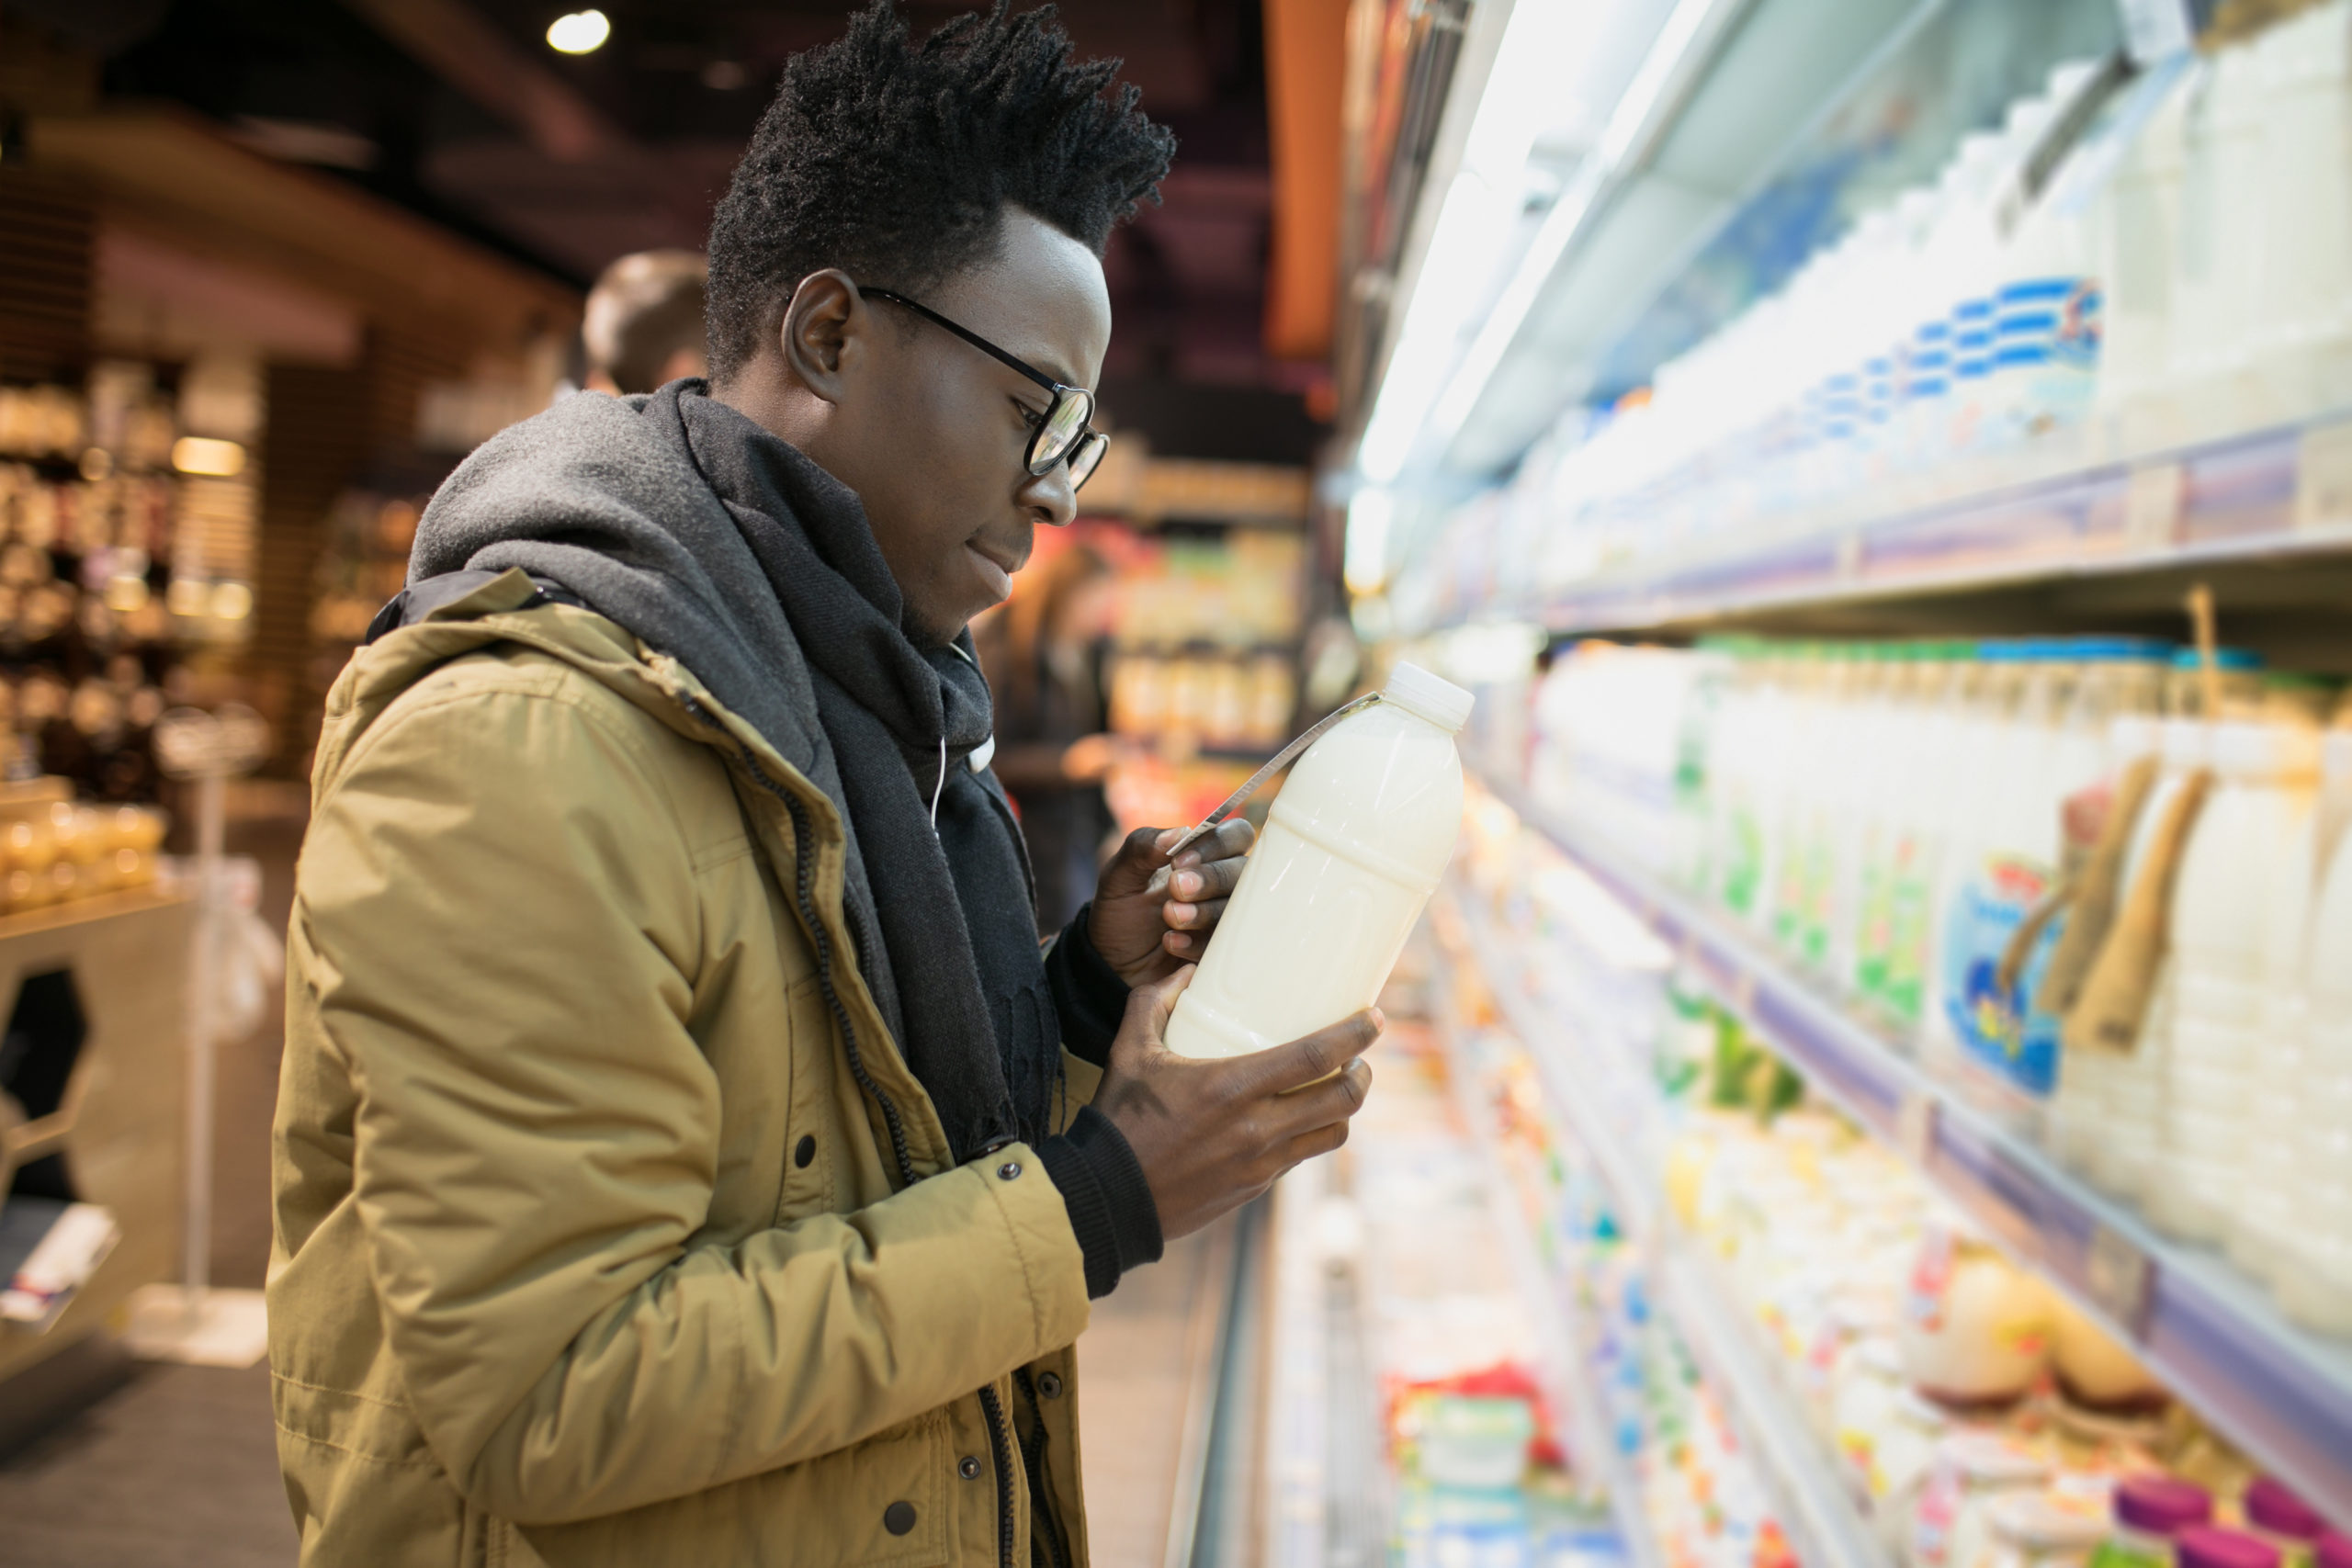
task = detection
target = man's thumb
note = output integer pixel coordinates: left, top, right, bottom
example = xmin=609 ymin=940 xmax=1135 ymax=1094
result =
xmin=1126 ymin=963 xmax=1197 ymax=1049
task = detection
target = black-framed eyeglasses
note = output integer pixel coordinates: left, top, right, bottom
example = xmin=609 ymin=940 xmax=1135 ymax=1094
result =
xmin=859 ymin=285 xmax=1108 ymax=491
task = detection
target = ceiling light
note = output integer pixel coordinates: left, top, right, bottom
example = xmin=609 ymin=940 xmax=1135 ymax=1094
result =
xmin=547 ymin=10 xmax=611 ymax=54
xmin=1425 ymin=0 xmax=1742 ymax=451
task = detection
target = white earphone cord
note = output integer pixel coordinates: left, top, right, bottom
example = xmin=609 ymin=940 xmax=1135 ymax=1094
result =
xmin=930 ymin=734 xmax=947 ymax=827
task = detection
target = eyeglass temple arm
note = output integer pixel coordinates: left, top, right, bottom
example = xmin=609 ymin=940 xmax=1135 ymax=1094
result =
xmin=857 ymin=287 xmax=1062 ymax=397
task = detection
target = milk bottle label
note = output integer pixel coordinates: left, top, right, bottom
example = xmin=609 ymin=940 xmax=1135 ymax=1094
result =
xmin=1722 ymin=800 xmax=1764 ymax=918
xmin=1939 ymin=853 xmax=2065 ymax=1095
xmin=1856 ymin=848 xmax=1895 ymax=998
xmin=1883 ymin=851 xmax=1936 ymax=1024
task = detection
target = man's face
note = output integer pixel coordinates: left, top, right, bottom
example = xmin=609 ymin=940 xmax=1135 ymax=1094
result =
xmin=738 ymin=209 xmax=1113 ymax=648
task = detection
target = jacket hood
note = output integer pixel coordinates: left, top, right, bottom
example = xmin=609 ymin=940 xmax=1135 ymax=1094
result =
xmin=410 ymin=384 xmax=831 ymax=784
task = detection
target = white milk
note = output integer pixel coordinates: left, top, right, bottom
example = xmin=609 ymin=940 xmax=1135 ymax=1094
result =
xmin=1924 ymin=645 xmax=2027 ymax=1084
xmin=1886 ymin=648 xmax=1975 ymax=1034
xmin=2280 ymin=733 xmax=2352 ymax=1334
xmin=2156 ymin=722 xmax=2320 ymax=1243
xmin=1164 ymin=662 xmax=1470 ymax=1059
xmin=2230 ymin=728 xmax=2333 ymax=1286
xmin=2255 ymin=0 xmax=2352 ymax=417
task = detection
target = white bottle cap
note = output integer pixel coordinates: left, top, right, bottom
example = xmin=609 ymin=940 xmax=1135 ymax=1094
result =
xmin=1382 ymin=661 xmax=1475 ymax=733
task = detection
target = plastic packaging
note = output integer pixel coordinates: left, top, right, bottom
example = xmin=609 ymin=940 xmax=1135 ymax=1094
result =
xmin=2241 ymin=1478 xmax=2325 ymax=1568
xmin=2087 ymin=1476 xmax=2214 ymax=1568
xmin=1164 ymin=662 xmax=1471 ymax=1058
xmin=2157 ymin=722 xmax=2321 ymax=1241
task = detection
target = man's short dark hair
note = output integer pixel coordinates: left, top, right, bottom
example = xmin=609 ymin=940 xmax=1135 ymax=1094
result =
xmin=705 ymin=1 xmax=1176 ymax=382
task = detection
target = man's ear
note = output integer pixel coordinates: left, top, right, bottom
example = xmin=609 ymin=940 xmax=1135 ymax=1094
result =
xmin=778 ymin=269 xmax=866 ymax=403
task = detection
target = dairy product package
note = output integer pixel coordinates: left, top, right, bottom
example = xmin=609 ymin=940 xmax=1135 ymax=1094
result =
xmin=1165 ymin=662 xmax=1471 ymax=1058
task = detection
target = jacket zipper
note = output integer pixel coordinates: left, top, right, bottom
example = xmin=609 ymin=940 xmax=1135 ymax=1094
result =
xmin=688 ymin=695 xmax=1023 ymax=1568
xmin=978 ymin=1382 xmax=1019 ymax=1568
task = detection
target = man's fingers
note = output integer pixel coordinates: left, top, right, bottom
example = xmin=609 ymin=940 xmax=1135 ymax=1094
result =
xmin=1101 ymin=826 xmax=1176 ymax=897
xmin=1162 ymin=896 xmax=1229 ymax=932
xmin=1170 ymin=818 xmax=1253 ymax=870
xmin=1269 ymin=1058 xmax=1372 ymax=1139
xmin=1276 ymin=1118 xmax=1351 ymax=1170
xmin=1245 ymin=1007 xmax=1384 ymax=1096
xmin=1165 ymin=854 xmax=1245 ymax=908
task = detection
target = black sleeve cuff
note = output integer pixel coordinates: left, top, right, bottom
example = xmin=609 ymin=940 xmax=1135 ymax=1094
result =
xmin=1036 ymin=1106 xmax=1163 ymax=1299
xmin=1043 ymin=902 xmax=1130 ymax=1067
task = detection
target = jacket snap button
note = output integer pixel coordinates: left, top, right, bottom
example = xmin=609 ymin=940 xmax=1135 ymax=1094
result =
xmin=1037 ymin=1371 xmax=1064 ymax=1400
xmin=996 ymin=1160 xmax=1022 ymax=1181
xmin=957 ymin=1454 xmax=982 ymax=1480
xmin=883 ymin=1500 xmax=917 ymax=1536
xmin=794 ymin=1134 xmax=816 ymax=1168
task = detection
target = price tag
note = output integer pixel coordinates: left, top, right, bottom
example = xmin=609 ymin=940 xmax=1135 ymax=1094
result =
xmin=2295 ymin=417 xmax=2352 ymax=533
xmin=1895 ymin=1089 xmax=1939 ymax=1166
xmin=2123 ymin=460 xmax=2186 ymax=551
xmin=2085 ymin=1221 xmax=2156 ymax=1338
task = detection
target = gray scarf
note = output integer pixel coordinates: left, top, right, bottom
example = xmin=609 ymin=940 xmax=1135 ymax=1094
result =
xmin=411 ymin=381 xmax=1057 ymax=1160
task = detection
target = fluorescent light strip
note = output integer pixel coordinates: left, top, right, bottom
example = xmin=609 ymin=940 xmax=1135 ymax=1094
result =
xmin=1424 ymin=0 xmax=1742 ymax=453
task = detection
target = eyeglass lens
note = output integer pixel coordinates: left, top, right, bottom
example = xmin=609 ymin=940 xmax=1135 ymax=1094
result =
xmin=1032 ymin=389 xmax=1094 ymax=471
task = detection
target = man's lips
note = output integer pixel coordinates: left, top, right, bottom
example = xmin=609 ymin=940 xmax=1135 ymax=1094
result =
xmin=966 ymin=542 xmax=1018 ymax=600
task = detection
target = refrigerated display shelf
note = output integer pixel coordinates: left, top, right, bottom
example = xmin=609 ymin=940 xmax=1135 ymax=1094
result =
xmin=1471 ymin=768 xmax=2352 ymax=1529
xmin=1446 ymin=888 xmax=1892 ymax=1568
xmin=1261 ymin=1157 xmax=1334 ymax=1568
xmin=1468 ymin=410 xmax=2352 ymax=638
xmin=1428 ymin=944 xmax=1661 ymax=1568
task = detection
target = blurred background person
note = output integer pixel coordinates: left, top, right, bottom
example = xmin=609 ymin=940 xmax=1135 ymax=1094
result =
xmin=977 ymin=540 xmax=1121 ymax=934
xmin=581 ymin=248 xmax=709 ymax=394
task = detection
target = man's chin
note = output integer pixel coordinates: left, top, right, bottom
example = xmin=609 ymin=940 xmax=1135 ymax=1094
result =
xmin=901 ymin=600 xmax=971 ymax=650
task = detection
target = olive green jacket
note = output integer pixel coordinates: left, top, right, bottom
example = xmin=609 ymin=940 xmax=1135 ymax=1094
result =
xmin=270 ymin=570 xmax=1099 ymax=1567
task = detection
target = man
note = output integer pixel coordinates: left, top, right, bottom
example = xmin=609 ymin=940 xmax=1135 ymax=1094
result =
xmin=268 ymin=6 xmax=1379 ymax=1566
xmin=580 ymin=248 xmax=708 ymax=395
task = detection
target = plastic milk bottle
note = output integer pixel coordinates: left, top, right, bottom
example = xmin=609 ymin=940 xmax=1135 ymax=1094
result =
xmin=1164 ymin=662 xmax=1472 ymax=1058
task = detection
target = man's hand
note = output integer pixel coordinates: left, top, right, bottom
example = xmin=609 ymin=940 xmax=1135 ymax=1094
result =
xmin=1088 ymin=819 xmax=1256 ymax=987
xmin=1092 ymin=966 xmax=1379 ymax=1239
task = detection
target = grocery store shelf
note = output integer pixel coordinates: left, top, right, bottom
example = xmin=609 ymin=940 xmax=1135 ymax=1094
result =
xmin=1469 ymin=411 xmax=2352 ymax=646
xmin=1448 ymin=889 xmax=1889 ymax=1568
xmin=1656 ymin=1240 xmax=1890 ymax=1568
xmin=1427 ymin=941 xmax=1659 ymax=1568
xmin=1472 ymin=766 xmax=2352 ymax=1530
xmin=1260 ymin=1160 xmax=1332 ymax=1568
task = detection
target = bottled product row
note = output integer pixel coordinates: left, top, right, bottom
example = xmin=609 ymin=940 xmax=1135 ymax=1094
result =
xmin=1510 ymin=633 xmax=2352 ymax=1348
xmin=1425 ymin=796 xmax=2352 ymax=1568
xmin=1388 ymin=0 xmax=2352 ymax=637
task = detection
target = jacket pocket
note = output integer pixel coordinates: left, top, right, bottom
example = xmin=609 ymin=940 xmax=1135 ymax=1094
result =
xmin=518 ymin=1410 xmax=956 ymax=1568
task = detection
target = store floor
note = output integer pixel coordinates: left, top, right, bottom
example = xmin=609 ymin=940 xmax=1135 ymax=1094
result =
xmin=0 ymin=802 xmax=1216 ymax=1566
